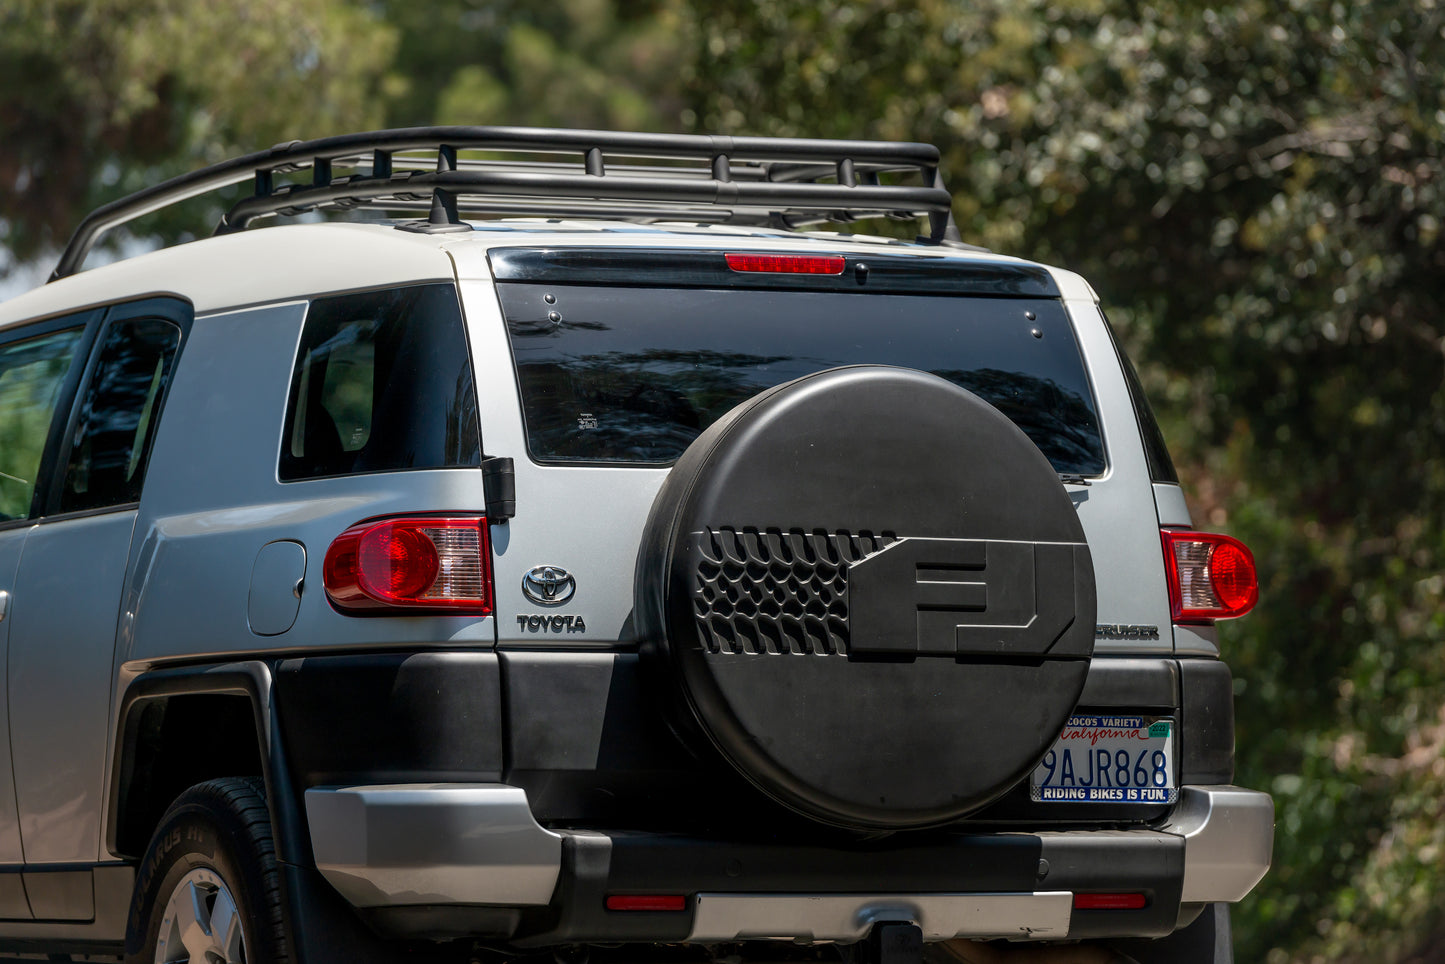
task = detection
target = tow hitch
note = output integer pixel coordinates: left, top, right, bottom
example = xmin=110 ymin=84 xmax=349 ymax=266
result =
xmin=857 ymin=922 xmax=923 ymax=964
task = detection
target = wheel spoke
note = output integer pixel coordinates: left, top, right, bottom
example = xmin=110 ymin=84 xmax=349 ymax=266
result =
xmin=157 ymin=908 xmax=188 ymax=964
xmin=210 ymin=884 xmax=244 ymax=963
xmin=146 ymin=783 xmax=267 ymax=964
xmin=178 ymin=879 xmax=217 ymax=962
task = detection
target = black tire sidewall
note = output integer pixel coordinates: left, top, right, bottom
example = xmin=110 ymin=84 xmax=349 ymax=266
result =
xmin=125 ymin=784 xmax=279 ymax=964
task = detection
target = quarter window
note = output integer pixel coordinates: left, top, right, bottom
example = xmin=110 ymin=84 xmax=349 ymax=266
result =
xmin=280 ymin=284 xmax=481 ymax=481
xmin=1103 ymin=315 xmax=1179 ymax=484
xmin=0 ymin=328 xmax=84 ymax=520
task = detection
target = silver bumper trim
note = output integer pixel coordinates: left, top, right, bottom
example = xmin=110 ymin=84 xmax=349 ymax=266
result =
xmin=302 ymin=782 xmax=1273 ymax=925
xmin=304 ymin=784 xmax=562 ymax=907
xmin=689 ymin=892 xmax=1072 ymax=942
xmin=1163 ymin=785 xmax=1275 ymax=903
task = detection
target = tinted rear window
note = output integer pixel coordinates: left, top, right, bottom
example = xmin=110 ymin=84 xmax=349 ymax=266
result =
xmin=60 ymin=317 xmax=181 ymax=512
xmin=280 ymin=284 xmax=481 ymax=481
xmin=499 ymin=282 xmax=1105 ymax=475
xmin=1104 ymin=315 xmax=1179 ymax=484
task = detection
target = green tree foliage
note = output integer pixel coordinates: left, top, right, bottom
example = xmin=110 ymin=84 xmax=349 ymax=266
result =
xmin=0 ymin=328 xmax=83 ymax=518
xmin=0 ymin=0 xmax=397 ymax=266
xmin=0 ymin=0 xmax=685 ymax=274
xmin=3 ymin=1 xmax=1443 ymax=958
xmin=687 ymin=1 xmax=1445 ymax=959
xmin=378 ymin=0 xmax=689 ymax=131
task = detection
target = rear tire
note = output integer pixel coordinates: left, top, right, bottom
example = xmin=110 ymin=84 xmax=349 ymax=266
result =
xmin=125 ymin=777 xmax=288 ymax=964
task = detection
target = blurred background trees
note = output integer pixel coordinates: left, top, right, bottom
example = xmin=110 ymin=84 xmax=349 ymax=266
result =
xmin=0 ymin=0 xmax=396 ymax=265
xmin=2 ymin=0 xmax=1442 ymax=959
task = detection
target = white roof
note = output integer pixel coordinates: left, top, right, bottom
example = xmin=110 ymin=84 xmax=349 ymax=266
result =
xmin=0 ymin=219 xmax=1083 ymax=329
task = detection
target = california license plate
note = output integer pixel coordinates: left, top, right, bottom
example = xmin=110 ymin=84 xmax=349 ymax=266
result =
xmin=1030 ymin=715 xmax=1177 ymax=803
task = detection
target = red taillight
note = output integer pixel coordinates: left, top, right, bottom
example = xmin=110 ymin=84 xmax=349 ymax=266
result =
xmin=323 ymin=516 xmax=493 ymax=614
xmin=725 ymin=252 xmax=846 ymax=275
xmin=359 ymin=525 xmax=439 ymax=599
xmin=1162 ymin=530 xmax=1258 ymax=622
xmin=605 ymin=895 xmax=687 ymax=912
xmin=1073 ymin=893 xmax=1147 ymax=910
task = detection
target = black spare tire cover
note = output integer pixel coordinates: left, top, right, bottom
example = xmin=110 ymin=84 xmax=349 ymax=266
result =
xmin=635 ymin=366 xmax=1096 ymax=830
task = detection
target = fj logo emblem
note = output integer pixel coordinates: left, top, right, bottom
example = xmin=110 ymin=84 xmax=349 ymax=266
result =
xmin=522 ymin=565 xmax=576 ymax=605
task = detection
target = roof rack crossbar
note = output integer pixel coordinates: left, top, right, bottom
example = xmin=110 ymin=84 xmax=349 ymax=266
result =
xmin=218 ymin=171 xmax=950 ymax=232
xmin=229 ymin=198 xmax=915 ymax=234
xmin=50 ymin=126 xmax=959 ymax=281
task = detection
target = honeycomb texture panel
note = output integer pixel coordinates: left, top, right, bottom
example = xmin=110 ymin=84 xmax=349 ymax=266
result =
xmin=692 ymin=527 xmax=896 ymax=656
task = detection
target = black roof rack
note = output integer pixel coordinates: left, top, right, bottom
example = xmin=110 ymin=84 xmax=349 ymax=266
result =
xmin=49 ymin=126 xmax=960 ymax=282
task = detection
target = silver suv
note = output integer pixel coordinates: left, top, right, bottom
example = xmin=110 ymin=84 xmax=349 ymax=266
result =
xmin=0 ymin=128 xmax=1271 ymax=964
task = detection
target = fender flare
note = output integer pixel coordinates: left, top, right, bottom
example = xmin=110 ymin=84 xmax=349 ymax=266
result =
xmin=106 ymin=661 xmax=307 ymax=868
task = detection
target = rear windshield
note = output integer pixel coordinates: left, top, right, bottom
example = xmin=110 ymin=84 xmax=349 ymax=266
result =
xmin=499 ymin=283 xmax=1105 ymax=476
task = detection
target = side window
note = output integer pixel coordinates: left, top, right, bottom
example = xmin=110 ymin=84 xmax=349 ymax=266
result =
xmin=59 ymin=318 xmax=182 ymax=513
xmin=1103 ymin=315 xmax=1179 ymax=484
xmin=280 ymin=284 xmax=481 ymax=481
xmin=0 ymin=327 xmax=85 ymax=520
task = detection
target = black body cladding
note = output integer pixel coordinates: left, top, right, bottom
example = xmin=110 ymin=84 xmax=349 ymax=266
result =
xmin=635 ymin=366 xmax=1097 ymax=829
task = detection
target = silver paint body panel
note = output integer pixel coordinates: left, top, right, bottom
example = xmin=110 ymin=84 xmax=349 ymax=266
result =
xmin=23 ymin=868 xmax=93 ymax=920
xmin=1058 ymin=293 xmax=1175 ymax=656
xmin=9 ymin=511 xmax=136 ymax=863
xmin=304 ymin=784 xmax=562 ymax=907
xmin=456 ymin=261 xmax=666 ymax=646
xmin=0 ymin=533 xmax=29 ymax=870
xmin=1154 ymin=482 xmax=1193 ymax=528
xmin=1163 ymin=785 xmax=1276 ymax=903
xmin=1175 ymin=622 xmax=1222 ymax=657
xmin=0 ymin=865 xmax=131 ymax=940
xmin=123 ymin=302 xmax=494 ymax=668
xmin=0 ymin=873 xmax=29 ymax=920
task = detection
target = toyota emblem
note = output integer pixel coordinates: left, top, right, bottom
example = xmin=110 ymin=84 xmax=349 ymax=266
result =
xmin=521 ymin=565 xmax=576 ymax=605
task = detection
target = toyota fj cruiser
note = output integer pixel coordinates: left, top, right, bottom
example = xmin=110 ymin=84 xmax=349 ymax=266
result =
xmin=0 ymin=127 xmax=1272 ymax=964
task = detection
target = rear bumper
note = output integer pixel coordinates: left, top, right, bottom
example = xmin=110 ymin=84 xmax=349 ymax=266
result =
xmin=1161 ymin=785 xmax=1275 ymax=903
xmin=303 ymin=783 xmax=1273 ymax=944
